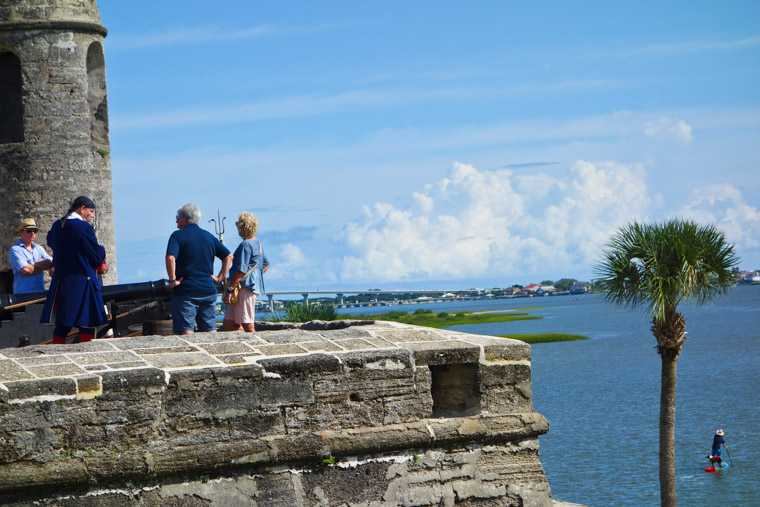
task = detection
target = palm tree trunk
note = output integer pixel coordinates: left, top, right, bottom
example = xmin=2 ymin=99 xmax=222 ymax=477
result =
xmin=659 ymin=348 xmax=678 ymax=506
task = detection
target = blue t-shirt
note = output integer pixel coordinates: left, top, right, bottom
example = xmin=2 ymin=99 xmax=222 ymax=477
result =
xmin=230 ymin=238 xmax=269 ymax=295
xmin=712 ymin=434 xmax=725 ymax=450
xmin=9 ymin=240 xmax=52 ymax=294
xmin=166 ymin=224 xmax=230 ymax=297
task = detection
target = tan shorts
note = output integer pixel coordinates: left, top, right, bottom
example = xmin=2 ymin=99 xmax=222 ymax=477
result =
xmin=224 ymin=288 xmax=257 ymax=325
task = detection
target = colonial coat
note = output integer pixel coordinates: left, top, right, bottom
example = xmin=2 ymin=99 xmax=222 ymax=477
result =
xmin=40 ymin=216 xmax=108 ymax=328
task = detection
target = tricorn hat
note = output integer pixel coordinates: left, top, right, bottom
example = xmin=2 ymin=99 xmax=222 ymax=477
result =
xmin=716 ymin=429 xmax=724 ymax=436
xmin=17 ymin=218 xmax=38 ymax=231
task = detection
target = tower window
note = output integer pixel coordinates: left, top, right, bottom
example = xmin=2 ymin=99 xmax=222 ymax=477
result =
xmin=0 ymin=51 xmax=24 ymax=144
xmin=86 ymin=42 xmax=109 ymax=146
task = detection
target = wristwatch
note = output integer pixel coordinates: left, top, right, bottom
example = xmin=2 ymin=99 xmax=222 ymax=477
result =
xmin=226 ymin=286 xmax=236 ymax=292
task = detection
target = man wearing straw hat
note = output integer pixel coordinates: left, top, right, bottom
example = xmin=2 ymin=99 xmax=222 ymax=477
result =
xmin=8 ymin=218 xmax=53 ymax=294
xmin=710 ymin=429 xmax=728 ymax=459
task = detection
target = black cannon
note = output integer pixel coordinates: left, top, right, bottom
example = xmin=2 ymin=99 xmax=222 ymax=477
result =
xmin=0 ymin=280 xmax=172 ymax=348
xmin=0 ymin=279 xmax=171 ymax=312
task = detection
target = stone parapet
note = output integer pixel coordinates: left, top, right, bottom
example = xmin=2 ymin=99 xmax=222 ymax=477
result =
xmin=0 ymin=321 xmax=551 ymax=506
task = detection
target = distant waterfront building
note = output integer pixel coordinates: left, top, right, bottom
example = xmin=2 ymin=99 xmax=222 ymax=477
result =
xmin=536 ymin=285 xmax=557 ymax=296
xmin=570 ymin=281 xmax=591 ymax=294
xmin=0 ymin=0 xmax=116 ymax=293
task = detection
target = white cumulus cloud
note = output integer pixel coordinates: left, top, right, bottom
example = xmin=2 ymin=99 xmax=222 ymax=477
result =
xmin=336 ymin=161 xmax=657 ymax=283
xmin=679 ymin=184 xmax=760 ymax=249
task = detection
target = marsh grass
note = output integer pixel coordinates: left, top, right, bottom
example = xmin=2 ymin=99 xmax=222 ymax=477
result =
xmin=345 ymin=309 xmax=541 ymax=329
xmin=498 ymin=333 xmax=588 ymax=344
xmin=267 ymin=301 xmax=338 ymax=322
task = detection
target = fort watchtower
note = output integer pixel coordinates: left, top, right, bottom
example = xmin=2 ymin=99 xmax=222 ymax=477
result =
xmin=0 ymin=0 xmax=116 ymax=292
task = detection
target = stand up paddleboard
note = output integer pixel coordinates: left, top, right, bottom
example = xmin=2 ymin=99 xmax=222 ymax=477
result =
xmin=705 ymin=455 xmax=729 ymax=472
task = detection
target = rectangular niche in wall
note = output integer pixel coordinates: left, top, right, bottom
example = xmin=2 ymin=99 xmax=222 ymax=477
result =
xmin=430 ymin=363 xmax=481 ymax=417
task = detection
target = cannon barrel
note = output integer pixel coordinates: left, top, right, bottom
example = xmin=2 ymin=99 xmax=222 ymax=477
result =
xmin=1 ymin=280 xmax=171 ymax=311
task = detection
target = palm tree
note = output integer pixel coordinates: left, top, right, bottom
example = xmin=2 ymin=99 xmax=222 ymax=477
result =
xmin=595 ymin=219 xmax=738 ymax=507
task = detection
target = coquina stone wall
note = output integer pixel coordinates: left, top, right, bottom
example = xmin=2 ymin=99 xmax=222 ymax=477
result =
xmin=0 ymin=0 xmax=116 ymax=290
xmin=0 ymin=321 xmax=552 ymax=506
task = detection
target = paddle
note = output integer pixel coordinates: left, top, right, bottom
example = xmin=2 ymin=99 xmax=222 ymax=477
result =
xmin=725 ymin=446 xmax=734 ymax=466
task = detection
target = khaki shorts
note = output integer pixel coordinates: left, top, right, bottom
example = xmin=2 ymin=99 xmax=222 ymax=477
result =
xmin=224 ymin=288 xmax=257 ymax=325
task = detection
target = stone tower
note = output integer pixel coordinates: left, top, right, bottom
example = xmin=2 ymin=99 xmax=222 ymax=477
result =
xmin=0 ymin=0 xmax=116 ymax=293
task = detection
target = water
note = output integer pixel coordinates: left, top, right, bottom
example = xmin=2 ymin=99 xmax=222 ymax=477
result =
xmin=337 ymin=286 xmax=760 ymax=506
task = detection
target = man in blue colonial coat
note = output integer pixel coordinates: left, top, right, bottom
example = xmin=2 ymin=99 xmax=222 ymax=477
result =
xmin=41 ymin=196 xmax=109 ymax=344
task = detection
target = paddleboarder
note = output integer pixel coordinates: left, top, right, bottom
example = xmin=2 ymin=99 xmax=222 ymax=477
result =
xmin=711 ymin=429 xmax=728 ymax=460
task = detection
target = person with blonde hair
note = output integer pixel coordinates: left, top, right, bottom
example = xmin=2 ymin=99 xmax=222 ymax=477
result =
xmin=222 ymin=212 xmax=269 ymax=332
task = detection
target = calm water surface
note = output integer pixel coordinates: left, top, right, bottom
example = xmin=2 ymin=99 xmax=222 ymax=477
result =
xmin=338 ymin=286 xmax=760 ymax=506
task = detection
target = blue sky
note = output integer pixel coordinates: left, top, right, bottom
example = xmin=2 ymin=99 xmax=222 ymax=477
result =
xmin=100 ymin=1 xmax=760 ymax=291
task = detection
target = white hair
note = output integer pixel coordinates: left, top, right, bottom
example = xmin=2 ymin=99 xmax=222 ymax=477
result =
xmin=177 ymin=203 xmax=201 ymax=224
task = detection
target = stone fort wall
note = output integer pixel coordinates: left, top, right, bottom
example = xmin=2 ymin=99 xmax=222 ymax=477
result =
xmin=0 ymin=0 xmax=116 ymax=290
xmin=0 ymin=321 xmax=552 ymax=506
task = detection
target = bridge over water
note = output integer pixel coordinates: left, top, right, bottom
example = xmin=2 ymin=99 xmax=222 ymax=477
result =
xmin=261 ymin=289 xmax=482 ymax=311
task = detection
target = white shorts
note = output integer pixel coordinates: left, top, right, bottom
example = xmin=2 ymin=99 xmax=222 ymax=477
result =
xmin=224 ymin=288 xmax=257 ymax=325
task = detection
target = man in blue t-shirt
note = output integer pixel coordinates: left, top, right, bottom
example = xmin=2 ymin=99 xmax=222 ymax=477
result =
xmin=711 ymin=429 xmax=727 ymax=458
xmin=165 ymin=203 xmax=232 ymax=334
xmin=9 ymin=218 xmax=53 ymax=294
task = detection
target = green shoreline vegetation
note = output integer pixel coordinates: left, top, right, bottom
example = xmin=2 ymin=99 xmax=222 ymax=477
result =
xmin=498 ymin=333 xmax=589 ymax=344
xmin=344 ymin=308 xmax=541 ymax=329
xmin=349 ymin=309 xmax=590 ymax=343
xmin=270 ymin=304 xmax=590 ymax=343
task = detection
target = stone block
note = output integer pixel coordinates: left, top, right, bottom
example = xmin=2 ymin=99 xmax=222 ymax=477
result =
xmin=253 ymin=473 xmax=299 ymax=506
xmin=314 ymin=326 xmax=375 ymax=339
xmin=300 ymin=340 xmax=343 ymax=352
xmin=256 ymin=329 xmax=319 ymax=344
xmin=99 ymin=368 xmax=167 ymax=392
xmin=158 ymin=475 xmax=259 ymax=505
xmin=103 ymin=360 xmax=150 ymax=370
xmin=0 ymin=342 xmax=114 ymax=358
xmin=284 ymin=399 xmax=385 ymax=431
xmin=339 ymin=348 xmax=412 ymax=369
xmin=332 ymin=338 xmax=379 ymax=350
xmin=459 ymin=335 xmax=532 ymax=361
xmin=374 ymin=328 xmax=445 ymax=343
xmin=13 ymin=355 xmax=74 ymax=367
xmin=26 ymin=363 xmax=88 ymax=378
xmin=0 ymin=360 xmax=34 ymax=382
xmin=300 ymin=461 xmax=391 ymax=505
xmin=255 ymin=344 xmax=307 ymax=356
xmin=168 ymin=368 xmax=215 ymax=386
xmin=257 ymin=352 xmax=342 ymax=376
xmin=196 ymin=341 xmax=258 ymax=355
xmin=3 ymin=376 xmax=77 ymax=402
xmin=75 ymin=374 xmax=102 ymax=396
xmin=408 ymin=340 xmax=481 ymax=366
xmin=138 ymin=351 xmax=223 ymax=369
xmin=481 ymin=382 xmax=533 ymax=414
xmin=479 ymin=362 xmax=532 ymax=386
xmin=258 ymin=377 xmax=314 ymax=407
xmin=64 ymin=351 xmax=140 ymax=366
xmin=215 ymin=353 xmax=262 ymax=365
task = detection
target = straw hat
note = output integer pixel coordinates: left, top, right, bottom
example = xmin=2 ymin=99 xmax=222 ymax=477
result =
xmin=17 ymin=218 xmax=38 ymax=231
xmin=716 ymin=429 xmax=724 ymax=436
